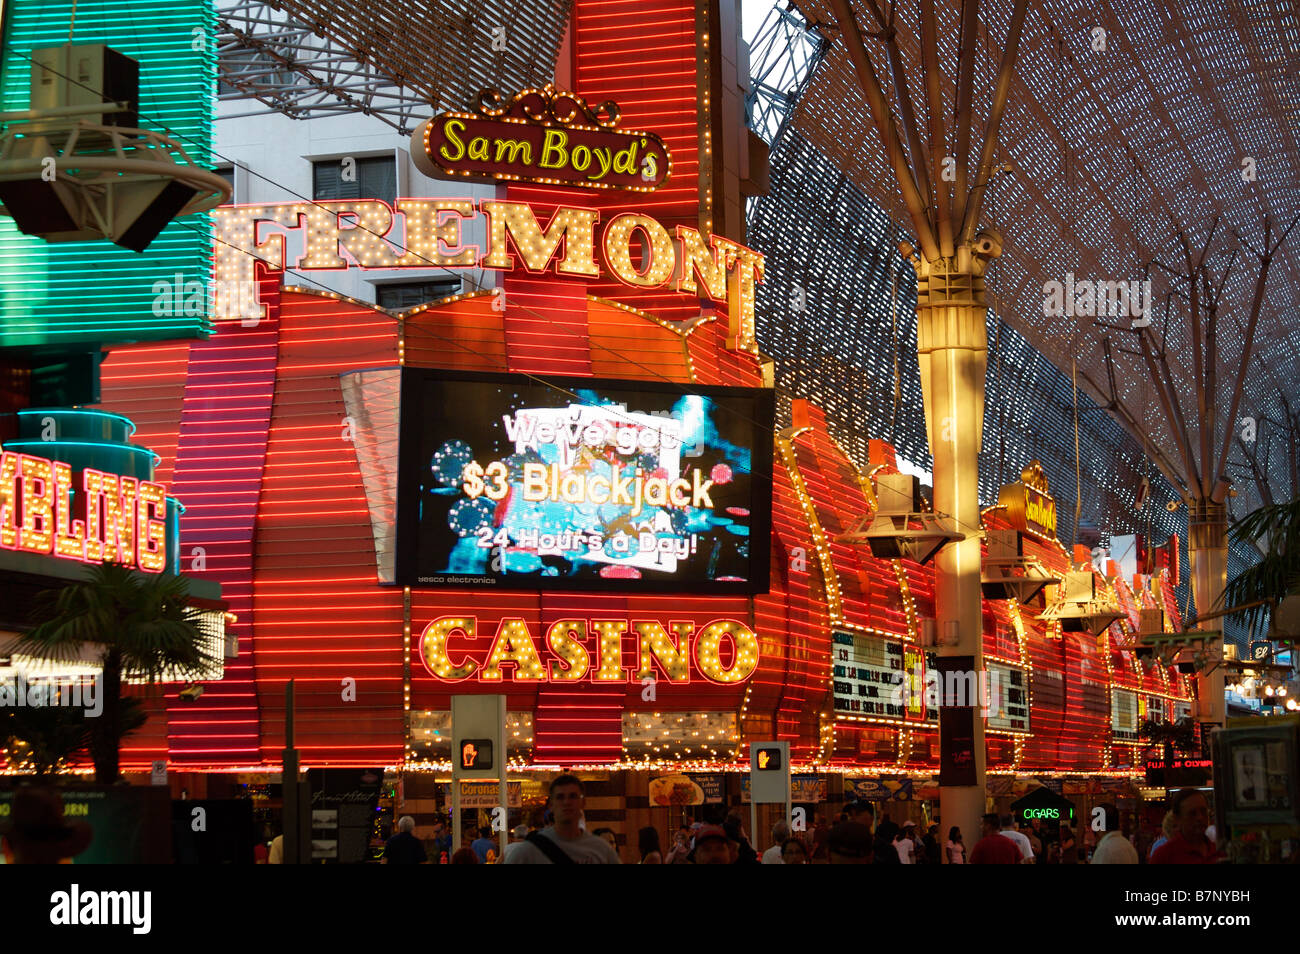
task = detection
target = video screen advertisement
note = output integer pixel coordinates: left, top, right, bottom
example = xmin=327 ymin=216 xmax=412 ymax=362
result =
xmin=396 ymin=369 xmax=774 ymax=593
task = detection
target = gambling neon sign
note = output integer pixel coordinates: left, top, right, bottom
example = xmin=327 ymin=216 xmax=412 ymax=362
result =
xmin=0 ymin=451 xmax=167 ymax=572
xmin=419 ymin=615 xmax=760 ymax=685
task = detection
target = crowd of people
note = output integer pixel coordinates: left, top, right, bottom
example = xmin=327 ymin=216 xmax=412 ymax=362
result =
xmin=380 ymin=776 xmax=1224 ymax=864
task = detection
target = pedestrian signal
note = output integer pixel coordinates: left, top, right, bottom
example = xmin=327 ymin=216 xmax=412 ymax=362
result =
xmin=460 ymin=738 xmax=493 ymax=770
xmin=754 ymin=747 xmax=782 ymax=771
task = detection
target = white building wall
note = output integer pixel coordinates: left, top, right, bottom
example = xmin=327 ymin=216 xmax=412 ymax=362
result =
xmin=214 ymin=104 xmax=499 ymax=307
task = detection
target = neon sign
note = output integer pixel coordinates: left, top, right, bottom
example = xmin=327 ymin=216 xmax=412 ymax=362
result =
xmin=997 ymin=460 xmax=1058 ymax=538
xmin=0 ymin=451 xmax=167 ymax=572
xmin=411 ymin=86 xmax=671 ymax=192
xmin=211 ymin=200 xmax=763 ymax=350
xmin=1022 ymin=807 xmax=1061 ymax=819
xmin=419 ymin=615 xmax=760 ymax=685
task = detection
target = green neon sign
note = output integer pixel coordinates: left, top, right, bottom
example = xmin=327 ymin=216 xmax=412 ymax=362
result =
xmin=0 ymin=0 xmax=215 ymax=348
xmin=1022 ymin=807 xmax=1060 ymax=819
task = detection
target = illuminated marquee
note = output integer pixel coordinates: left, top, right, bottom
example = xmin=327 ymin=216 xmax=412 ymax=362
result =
xmin=996 ymin=460 xmax=1058 ymax=538
xmin=419 ymin=616 xmax=760 ymax=685
xmin=211 ymin=200 xmax=763 ymax=350
xmin=411 ymin=85 xmax=672 ymax=192
xmin=0 ymin=451 xmax=168 ymax=572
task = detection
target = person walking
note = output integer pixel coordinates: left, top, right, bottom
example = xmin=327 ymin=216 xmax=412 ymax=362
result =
xmin=1090 ymin=803 xmax=1139 ymax=864
xmin=762 ymin=820 xmax=791 ymax=863
xmin=945 ymin=826 xmax=965 ymax=864
xmin=780 ymin=837 xmax=810 ymax=864
xmin=500 ymin=824 xmax=531 ymax=862
xmin=922 ymin=823 xmax=942 ymax=865
xmin=894 ymin=822 xmax=916 ymax=863
xmin=1059 ymin=820 xmax=1078 ymax=864
xmin=638 ymin=826 xmax=663 ymax=864
xmin=503 ymin=775 xmax=620 ymax=864
xmin=1149 ymin=789 xmax=1224 ymax=864
xmin=969 ymin=813 xmax=1021 ymax=864
xmin=382 ymin=815 xmax=428 ymax=864
xmin=998 ymin=814 xmax=1035 ymax=863
xmin=664 ymin=827 xmax=692 ymax=864
xmin=469 ymin=825 xmax=496 ymax=864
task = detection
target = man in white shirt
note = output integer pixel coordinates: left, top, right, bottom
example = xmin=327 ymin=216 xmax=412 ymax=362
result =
xmin=503 ymin=775 xmax=620 ymax=864
xmin=1090 ymin=803 xmax=1139 ymax=864
xmin=761 ymin=820 xmax=790 ymax=863
xmin=895 ymin=821 xmax=917 ymax=863
xmin=500 ymin=824 xmax=531 ymax=863
xmin=998 ymin=815 xmax=1035 ymax=862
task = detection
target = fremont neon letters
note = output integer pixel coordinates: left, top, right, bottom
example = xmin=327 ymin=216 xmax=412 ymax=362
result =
xmin=420 ymin=616 xmax=760 ymax=684
xmin=211 ymin=201 xmax=763 ymax=350
xmin=0 ymin=451 xmax=167 ymax=572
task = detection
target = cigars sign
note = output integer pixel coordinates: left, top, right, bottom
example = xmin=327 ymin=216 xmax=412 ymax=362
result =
xmin=411 ymin=86 xmax=671 ymax=192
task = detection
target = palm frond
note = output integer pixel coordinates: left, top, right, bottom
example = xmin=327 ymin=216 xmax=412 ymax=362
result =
xmin=1221 ymin=497 xmax=1300 ymax=631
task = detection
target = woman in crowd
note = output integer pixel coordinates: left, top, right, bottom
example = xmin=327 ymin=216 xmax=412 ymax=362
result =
xmin=945 ymin=826 xmax=965 ymax=864
xmin=638 ymin=826 xmax=663 ymax=864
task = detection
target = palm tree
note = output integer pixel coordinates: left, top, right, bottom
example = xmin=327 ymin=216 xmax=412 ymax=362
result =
xmin=1221 ymin=497 xmax=1300 ymax=632
xmin=3 ymin=703 xmax=92 ymax=778
xmin=20 ymin=564 xmax=216 ymax=783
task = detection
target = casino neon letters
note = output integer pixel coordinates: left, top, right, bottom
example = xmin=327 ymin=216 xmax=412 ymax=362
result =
xmin=420 ymin=616 xmax=760 ymax=685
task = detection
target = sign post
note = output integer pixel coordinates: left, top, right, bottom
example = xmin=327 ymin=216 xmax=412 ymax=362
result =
xmin=451 ymin=694 xmax=508 ymax=862
xmin=749 ymin=741 xmax=791 ymax=855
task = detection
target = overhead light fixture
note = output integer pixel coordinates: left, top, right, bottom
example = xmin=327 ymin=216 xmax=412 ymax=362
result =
xmin=837 ymin=472 xmax=962 ymax=566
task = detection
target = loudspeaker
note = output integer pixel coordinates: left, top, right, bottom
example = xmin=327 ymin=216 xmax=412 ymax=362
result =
xmin=114 ymin=179 xmax=197 ymax=252
xmin=31 ymin=44 xmax=139 ymax=129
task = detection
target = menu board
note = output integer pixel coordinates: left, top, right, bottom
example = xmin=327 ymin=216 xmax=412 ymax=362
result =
xmin=1112 ymin=690 xmax=1140 ymax=742
xmin=986 ymin=661 xmax=1029 ymax=732
xmin=832 ymin=630 xmax=909 ymax=720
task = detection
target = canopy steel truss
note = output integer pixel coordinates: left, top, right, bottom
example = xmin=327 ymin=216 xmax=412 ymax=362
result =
xmin=779 ymin=0 xmax=1300 ymax=517
xmin=216 ymin=0 xmax=572 ymax=134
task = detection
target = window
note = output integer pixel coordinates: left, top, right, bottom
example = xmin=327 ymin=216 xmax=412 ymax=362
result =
xmin=375 ymin=279 xmax=460 ymax=310
xmin=214 ymin=166 xmax=235 ymax=203
xmin=312 ymin=156 xmax=396 ymax=204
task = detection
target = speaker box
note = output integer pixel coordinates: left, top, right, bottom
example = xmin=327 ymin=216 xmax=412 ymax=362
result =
xmin=31 ymin=44 xmax=139 ymax=129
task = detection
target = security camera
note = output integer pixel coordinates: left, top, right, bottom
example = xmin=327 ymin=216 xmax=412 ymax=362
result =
xmin=973 ymin=229 xmax=1003 ymax=259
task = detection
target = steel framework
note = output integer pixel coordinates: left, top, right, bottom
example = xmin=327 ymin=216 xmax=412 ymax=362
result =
xmin=745 ymin=3 xmax=831 ymax=148
xmin=780 ymin=0 xmax=1300 ymax=519
xmin=216 ymin=0 xmax=572 ymax=133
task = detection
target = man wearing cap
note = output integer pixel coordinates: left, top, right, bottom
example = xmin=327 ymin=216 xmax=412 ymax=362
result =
xmin=692 ymin=824 xmax=732 ymax=864
xmin=1 ymin=787 xmax=93 ymax=864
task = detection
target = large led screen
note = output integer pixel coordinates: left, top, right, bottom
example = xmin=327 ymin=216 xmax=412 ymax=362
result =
xmin=396 ymin=370 xmax=773 ymax=592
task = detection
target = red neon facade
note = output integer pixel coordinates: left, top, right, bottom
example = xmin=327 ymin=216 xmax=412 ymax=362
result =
xmin=91 ymin=0 xmax=1191 ymax=775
